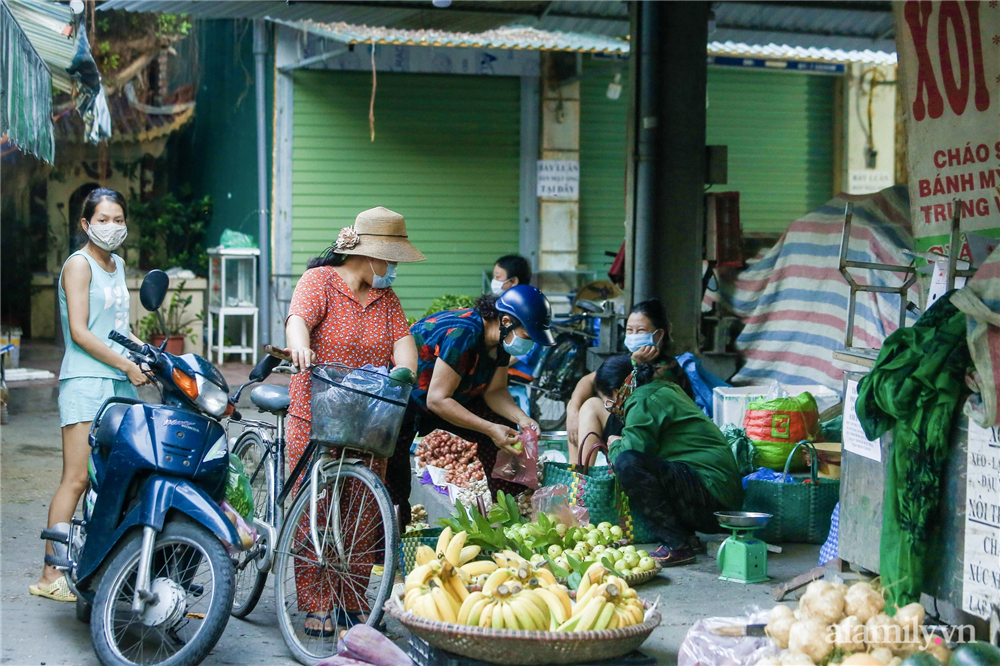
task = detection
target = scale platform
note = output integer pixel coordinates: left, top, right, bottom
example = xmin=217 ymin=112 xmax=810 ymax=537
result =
xmin=715 ymin=512 xmax=772 ymax=585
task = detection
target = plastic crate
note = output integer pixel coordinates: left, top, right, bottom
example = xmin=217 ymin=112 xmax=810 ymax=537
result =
xmin=408 ymin=636 xmax=655 ymax=666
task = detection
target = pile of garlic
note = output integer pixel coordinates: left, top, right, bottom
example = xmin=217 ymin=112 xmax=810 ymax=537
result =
xmin=758 ymin=580 xmax=949 ymax=666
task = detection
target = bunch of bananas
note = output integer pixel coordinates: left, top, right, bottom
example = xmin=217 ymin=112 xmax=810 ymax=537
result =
xmin=457 ymin=567 xmax=574 ymax=630
xmin=559 ymin=563 xmax=646 ymax=631
xmin=403 ymin=535 xmax=647 ymax=632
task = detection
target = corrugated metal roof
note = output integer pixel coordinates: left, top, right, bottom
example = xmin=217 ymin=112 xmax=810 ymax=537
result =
xmin=100 ymin=1 xmax=899 ymax=63
xmin=708 ymin=40 xmax=896 ymax=65
xmin=5 ymin=0 xmax=80 ymax=92
xmin=276 ymin=18 xmax=629 ymax=54
xmin=1 ymin=0 xmax=54 ymax=162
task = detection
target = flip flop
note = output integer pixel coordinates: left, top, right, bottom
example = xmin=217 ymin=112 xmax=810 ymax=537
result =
xmin=337 ymin=609 xmax=387 ymax=633
xmin=303 ymin=612 xmax=334 ymax=638
xmin=29 ymin=576 xmax=77 ymax=602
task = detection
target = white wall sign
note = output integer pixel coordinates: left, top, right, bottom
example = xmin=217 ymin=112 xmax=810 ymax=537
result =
xmin=847 ymin=170 xmax=893 ymax=195
xmin=536 ymin=160 xmax=579 ymax=199
xmin=963 ymin=422 xmax=1000 ymax=620
xmin=842 ymin=379 xmax=881 ymax=462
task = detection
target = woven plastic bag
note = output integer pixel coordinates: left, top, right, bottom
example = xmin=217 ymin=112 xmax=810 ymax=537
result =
xmin=743 ymin=392 xmax=820 ymax=471
xmin=225 ymin=454 xmax=255 ymax=521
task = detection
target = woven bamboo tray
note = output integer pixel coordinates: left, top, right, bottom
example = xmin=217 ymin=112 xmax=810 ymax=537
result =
xmin=385 ymin=596 xmax=661 ymax=666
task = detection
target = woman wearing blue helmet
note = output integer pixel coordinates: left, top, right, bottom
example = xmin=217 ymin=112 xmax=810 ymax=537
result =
xmin=387 ymin=285 xmax=556 ymax=525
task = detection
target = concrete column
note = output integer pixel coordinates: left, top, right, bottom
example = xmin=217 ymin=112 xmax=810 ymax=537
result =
xmin=538 ymin=53 xmax=580 ymax=283
xmin=651 ymin=2 xmax=709 ymax=353
xmin=837 ymin=63 xmax=897 ymax=195
xmin=270 ymin=25 xmax=298 ymax=346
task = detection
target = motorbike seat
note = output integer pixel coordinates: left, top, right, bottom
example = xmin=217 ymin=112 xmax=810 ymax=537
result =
xmin=95 ymin=403 xmax=130 ymax=449
xmin=250 ymin=385 xmax=289 ymax=414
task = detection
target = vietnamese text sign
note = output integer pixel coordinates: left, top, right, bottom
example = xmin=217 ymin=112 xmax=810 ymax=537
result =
xmin=848 ymin=170 xmax=894 ymax=195
xmin=894 ymin=2 xmax=1000 ymax=252
xmin=962 ymin=421 xmax=1000 ymax=620
xmin=537 ymin=160 xmax=579 ymax=199
xmin=843 ymin=379 xmax=881 ymax=462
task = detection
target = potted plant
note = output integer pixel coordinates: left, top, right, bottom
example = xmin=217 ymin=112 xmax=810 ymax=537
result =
xmin=136 ymin=281 xmax=199 ymax=354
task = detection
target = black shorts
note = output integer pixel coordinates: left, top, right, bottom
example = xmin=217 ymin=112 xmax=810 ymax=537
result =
xmin=603 ymin=413 xmax=624 ymax=439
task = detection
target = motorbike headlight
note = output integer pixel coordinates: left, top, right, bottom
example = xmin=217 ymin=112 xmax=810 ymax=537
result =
xmin=195 ymin=374 xmax=229 ymax=417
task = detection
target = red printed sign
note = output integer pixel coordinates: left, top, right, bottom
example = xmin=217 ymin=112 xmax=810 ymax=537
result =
xmin=895 ymin=1 xmax=1000 ymax=244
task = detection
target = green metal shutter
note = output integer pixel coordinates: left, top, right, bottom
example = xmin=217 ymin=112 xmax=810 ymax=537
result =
xmin=579 ymin=58 xmax=629 ymax=274
xmin=706 ymin=69 xmax=835 ymax=235
xmin=292 ymin=70 xmax=521 ymax=317
xmin=578 ymin=66 xmax=836 ymax=245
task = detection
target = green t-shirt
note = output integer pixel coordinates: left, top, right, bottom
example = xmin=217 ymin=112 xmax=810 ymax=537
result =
xmin=608 ymin=381 xmax=744 ymax=509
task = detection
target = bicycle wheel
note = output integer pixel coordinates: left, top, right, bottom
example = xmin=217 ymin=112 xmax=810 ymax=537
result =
xmin=529 ymin=388 xmax=567 ymax=431
xmin=230 ymin=430 xmax=272 ymax=618
xmin=273 ymin=460 xmax=398 ymax=666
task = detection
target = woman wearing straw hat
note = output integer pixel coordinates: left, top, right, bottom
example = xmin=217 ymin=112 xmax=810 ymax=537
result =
xmin=283 ymin=206 xmax=423 ymax=637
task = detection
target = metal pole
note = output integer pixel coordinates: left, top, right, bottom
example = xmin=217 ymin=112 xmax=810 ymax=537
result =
xmin=632 ymin=1 xmax=658 ymax=304
xmin=253 ymin=19 xmax=270 ymax=346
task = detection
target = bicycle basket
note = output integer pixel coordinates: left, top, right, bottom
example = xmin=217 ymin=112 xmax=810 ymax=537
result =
xmin=310 ymin=363 xmax=412 ymax=457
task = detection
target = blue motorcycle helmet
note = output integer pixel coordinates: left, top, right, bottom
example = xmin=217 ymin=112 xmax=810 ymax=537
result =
xmin=495 ymin=285 xmax=556 ymax=347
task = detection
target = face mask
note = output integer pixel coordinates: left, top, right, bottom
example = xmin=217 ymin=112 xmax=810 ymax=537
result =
xmin=491 ymin=278 xmax=510 ymax=296
xmin=503 ymin=331 xmax=536 ymax=357
xmin=371 ymin=261 xmax=396 ymax=289
xmin=86 ymin=221 xmax=128 ymax=251
xmin=624 ymin=332 xmax=656 ymax=353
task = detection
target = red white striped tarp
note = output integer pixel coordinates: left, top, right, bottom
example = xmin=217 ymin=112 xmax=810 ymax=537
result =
xmin=709 ymin=186 xmax=920 ymax=394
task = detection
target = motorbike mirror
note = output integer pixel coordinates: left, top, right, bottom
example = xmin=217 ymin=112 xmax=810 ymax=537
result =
xmin=249 ymin=354 xmax=281 ymax=383
xmin=140 ymin=270 xmax=170 ymax=312
xmin=575 ymin=299 xmax=603 ymax=314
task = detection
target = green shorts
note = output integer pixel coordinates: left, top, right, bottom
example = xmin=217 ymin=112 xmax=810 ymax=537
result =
xmin=58 ymin=377 xmax=138 ymax=428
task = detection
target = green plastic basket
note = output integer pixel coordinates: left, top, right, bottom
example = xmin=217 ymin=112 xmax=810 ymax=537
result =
xmin=743 ymin=440 xmax=840 ymax=544
xmin=400 ymin=526 xmax=444 ymax=575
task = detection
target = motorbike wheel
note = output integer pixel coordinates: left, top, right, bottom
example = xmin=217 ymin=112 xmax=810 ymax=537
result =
xmin=273 ymin=462 xmax=398 ymax=665
xmin=91 ymin=517 xmax=235 ymax=666
xmin=529 ymin=387 xmax=567 ymax=432
xmin=230 ymin=430 xmax=272 ymax=618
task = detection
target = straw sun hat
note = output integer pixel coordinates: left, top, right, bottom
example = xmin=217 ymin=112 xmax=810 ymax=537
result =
xmin=332 ymin=207 xmax=426 ymax=263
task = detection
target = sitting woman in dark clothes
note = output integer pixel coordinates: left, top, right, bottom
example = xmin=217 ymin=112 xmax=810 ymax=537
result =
xmin=593 ymin=355 xmax=744 ymax=567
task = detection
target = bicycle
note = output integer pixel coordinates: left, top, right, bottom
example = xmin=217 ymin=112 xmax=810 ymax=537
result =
xmin=226 ymin=347 xmax=400 ymax=666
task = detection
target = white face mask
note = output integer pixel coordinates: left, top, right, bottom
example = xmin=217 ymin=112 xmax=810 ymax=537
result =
xmin=86 ymin=221 xmax=128 ymax=251
xmin=491 ymin=278 xmax=511 ymax=296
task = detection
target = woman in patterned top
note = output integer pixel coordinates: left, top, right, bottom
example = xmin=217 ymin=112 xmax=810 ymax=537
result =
xmin=283 ymin=207 xmax=423 ymax=637
xmin=386 ymin=286 xmax=556 ymax=526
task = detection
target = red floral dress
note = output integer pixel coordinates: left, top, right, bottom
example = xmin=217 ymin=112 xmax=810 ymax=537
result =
xmin=285 ymin=266 xmax=410 ymax=614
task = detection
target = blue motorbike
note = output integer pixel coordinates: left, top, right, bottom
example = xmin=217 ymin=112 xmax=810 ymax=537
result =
xmin=42 ymin=270 xmax=246 ymax=666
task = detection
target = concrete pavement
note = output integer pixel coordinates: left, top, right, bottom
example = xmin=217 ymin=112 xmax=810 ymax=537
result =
xmin=1 ymin=406 xmax=822 ymax=665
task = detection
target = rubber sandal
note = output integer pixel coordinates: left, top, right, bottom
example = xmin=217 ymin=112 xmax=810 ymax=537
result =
xmin=337 ymin=609 xmax=387 ymax=633
xmin=29 ymin=576 xmax=77 ymax=602
xmin=303 ymin=613 xmax=334 ymax=638
xmin=650 ymin=545 xmax=697 ymax=568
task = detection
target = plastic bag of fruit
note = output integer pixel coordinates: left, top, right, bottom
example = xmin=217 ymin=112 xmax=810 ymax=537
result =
xmin=531 ymin=484 xmax=588 ymax=526
xmin=492 ymin=425 xmax=540 ymax=489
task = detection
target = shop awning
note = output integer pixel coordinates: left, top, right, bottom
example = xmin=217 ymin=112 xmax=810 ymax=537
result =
xmin=271 ymin=19 xmax=629 ymax=55
xmin=5 ymin=0 xmax=111 ymax=144
xmin=0 ymin=0 xmax=54 ymax=163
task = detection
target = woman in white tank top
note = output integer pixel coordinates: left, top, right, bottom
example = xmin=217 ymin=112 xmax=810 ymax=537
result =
xmin=30 ymin=189 xmax=150 ymax=602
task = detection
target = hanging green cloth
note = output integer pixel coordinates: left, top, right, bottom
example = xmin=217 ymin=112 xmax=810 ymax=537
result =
xmin=855 ymin=294 xmax=970 ymax=608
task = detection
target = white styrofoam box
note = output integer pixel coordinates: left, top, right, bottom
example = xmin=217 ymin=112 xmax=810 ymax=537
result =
xmin=713 ymin=384 xmax=842 ymax=429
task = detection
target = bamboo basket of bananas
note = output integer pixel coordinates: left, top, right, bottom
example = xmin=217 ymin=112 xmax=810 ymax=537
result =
xmin=385 ymin=529 xmax=662 ymax=665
